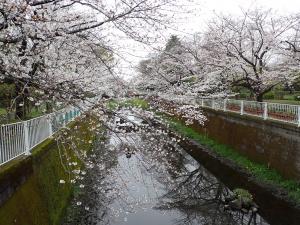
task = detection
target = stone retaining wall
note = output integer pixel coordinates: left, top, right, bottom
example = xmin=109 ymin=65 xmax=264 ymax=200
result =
xmin=192 ymin=108 xmax=300 ymax=180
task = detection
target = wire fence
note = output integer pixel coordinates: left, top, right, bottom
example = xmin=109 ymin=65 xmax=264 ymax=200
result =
xmin=0 ymin=107 xmax=81 ymax=165
xmin=198 ymin=98 xmax=300 ymax=126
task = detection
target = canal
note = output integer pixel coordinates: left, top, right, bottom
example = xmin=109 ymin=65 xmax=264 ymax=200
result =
xmin=62 ymin=111 xmax=269 ymax=225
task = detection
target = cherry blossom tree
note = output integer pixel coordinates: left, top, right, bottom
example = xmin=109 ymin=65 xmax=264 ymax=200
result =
xmin=135 ymin=35 xmax=204 ymax=102
xmin=197 ymin=9 xmax=299 ymax=101
xmin=280 ymin=14 xmax=300 ymax=66
xmin=137 ymin=36 xmax=193 ymax=87
xmin=135 ymin=35 xmax=234 ymax=106
xmin=0 ymin=0 xmax=190 ymax=119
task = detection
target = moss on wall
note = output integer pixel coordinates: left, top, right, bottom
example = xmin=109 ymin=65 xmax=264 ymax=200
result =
xmin=0 ymin=175 xmax=50 ymax=225
xmin=0 ymin=116 xmax=97 ymax=225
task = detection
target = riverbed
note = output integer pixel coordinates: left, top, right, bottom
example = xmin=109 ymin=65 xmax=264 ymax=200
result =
xmin=62 ymin=111 xmax=269 ymax=225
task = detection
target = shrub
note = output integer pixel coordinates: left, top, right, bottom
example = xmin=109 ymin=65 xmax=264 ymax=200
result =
xmin=0 ymin=83 xmax=15 ymax=108
xmin=238 ymin=93 xmax=249 ymax=99
xmin=294 ymin=95 xmax=300 ymax=101
xmin=263 ymin=92 xmax=275 ymax=100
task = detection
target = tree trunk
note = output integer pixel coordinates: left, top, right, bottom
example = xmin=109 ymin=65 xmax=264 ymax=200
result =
xmin=15 ymin=81 xmax=29 ymax=120
xmin=15 ymin=99 xmax=25 ymax=120
xmin=46 ymin=101 xmax=53 ymax=113
xmin=15 ymin=82 xmax=24 ymax=119
xmin=256 ymin=94 xmax=263 ymax=102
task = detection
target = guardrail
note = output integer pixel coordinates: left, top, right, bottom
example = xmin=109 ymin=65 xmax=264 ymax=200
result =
xmin=0 ymin=107 xmax=81 ymax=165
xmin=198 ymin=98 xmax=300 ymax=127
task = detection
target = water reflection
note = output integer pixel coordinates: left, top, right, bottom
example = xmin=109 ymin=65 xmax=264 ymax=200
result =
xmin=63 ymin=112 xmax=269 ymax=225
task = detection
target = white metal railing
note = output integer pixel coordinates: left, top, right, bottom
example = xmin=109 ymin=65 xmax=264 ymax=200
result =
xmin=198 ymin=98 xmax=300 ymax=127
xmin=0 ymin=107 xmax=81 ymax=165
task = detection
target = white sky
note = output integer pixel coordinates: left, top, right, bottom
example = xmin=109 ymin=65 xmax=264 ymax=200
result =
xmin=115 ymin=0 xmax=300 ymax=80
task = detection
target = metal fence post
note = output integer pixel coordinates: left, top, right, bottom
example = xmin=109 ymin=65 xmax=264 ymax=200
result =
xmin=201 ymin=99 xmax=204 ymax=107
xmin=212 ymin=99 xmax=215 ymax=109
xmin=240 ymin=101 xmax=244 ymax=115
xmin=0 ymin=126 xmax=3 ymax=163
xmin=224 ymin=99 xmax=227 ymax=111
xmin=263 ymin=102 xmax=268 ymax=120
xmin=23 ymin=121 xmax=30 ymax=155
xmin=298 ymin=106 xmax=300 ymax=127
xmin=63 ymin=113 xmax=66 ymax=127
xmin=48 ymin=115 xmax=53 ymax=137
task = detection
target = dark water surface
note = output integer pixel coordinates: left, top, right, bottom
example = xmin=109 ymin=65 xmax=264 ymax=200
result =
xmin=63 ymin=112 xmax=269 ymax=225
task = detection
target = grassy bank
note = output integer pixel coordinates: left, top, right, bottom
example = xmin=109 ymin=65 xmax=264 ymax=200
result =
xmin=167 ymin=118 xmax=300 ymax=205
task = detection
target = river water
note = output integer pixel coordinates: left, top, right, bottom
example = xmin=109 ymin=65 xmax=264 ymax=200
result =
xmin=62 ymin=111 xmax=269 ymax=225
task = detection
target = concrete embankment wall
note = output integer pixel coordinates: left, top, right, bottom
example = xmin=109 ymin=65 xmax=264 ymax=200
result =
xmin=0 ymin=117 xmax=96 ymax=225
xmin=192 ymin=108 xmax=300 ymax=180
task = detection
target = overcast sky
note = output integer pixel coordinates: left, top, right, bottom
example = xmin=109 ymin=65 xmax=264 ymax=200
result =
xmin=116 ymin=0 xmax=300 ymax=80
